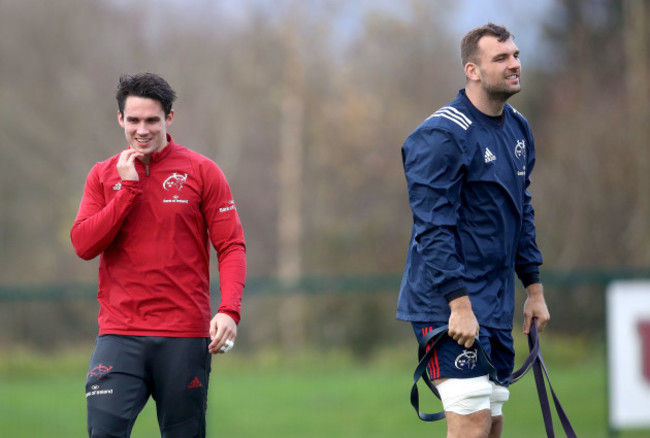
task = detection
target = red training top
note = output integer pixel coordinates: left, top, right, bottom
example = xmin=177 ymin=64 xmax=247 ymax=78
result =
xmin=71 ymin=135 xmax=246 ymax=337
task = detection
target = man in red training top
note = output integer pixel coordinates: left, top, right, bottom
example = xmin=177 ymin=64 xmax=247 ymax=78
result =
xmin=71 ymin=72 xmax=246 ymax=438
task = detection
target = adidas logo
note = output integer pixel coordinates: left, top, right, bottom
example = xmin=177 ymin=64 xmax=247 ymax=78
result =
xmin=187 ymin=377 xmax=202 ymax=389
xmin=484 ymin=148 xmax=496 ymax=163
xmin=112 ymin=182 xmax=122 ymax=191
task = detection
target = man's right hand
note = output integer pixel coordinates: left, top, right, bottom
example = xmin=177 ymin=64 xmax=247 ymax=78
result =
xmin=447 ymin=295 xmax=480 ymax=348
xmin=117 ymin=149 xmax=143 ymax=181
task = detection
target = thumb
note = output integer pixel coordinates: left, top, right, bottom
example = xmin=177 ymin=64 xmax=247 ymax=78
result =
xmin=209 ymin=318 xmax=219 ymax=340
xmin=522 ymin=315 xmax=532 ymax=335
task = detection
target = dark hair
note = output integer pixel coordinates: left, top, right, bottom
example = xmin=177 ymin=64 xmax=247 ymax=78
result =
xmin=461 ymin=23 xmax=514 ymax=66
xmin=116 ymin=73 xmax=177 ymax=117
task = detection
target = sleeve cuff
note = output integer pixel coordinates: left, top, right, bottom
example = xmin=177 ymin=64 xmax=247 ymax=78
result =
xmin=217 ymin=309 xmax=241 ymax=325
xmin=444 ymin=288 xmax=468 ymax=303
xmin=518 ymin=272 xmax=540 ymax=288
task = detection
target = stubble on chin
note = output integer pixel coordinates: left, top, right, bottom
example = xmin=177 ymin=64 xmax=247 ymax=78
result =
xmin=484 ymin=83 xmax=521 ymax=103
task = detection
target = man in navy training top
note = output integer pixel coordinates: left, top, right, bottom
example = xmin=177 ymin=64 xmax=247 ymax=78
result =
xmin=397 ymin=23 xmax=550 ymax=438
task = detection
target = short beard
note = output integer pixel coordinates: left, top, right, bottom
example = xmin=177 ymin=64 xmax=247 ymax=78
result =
xmin=483 ymin=83 xmax=521 ymax=104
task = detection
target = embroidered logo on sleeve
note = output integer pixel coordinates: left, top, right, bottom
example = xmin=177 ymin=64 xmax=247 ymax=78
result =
xmin=219 ymin=200 xmax=237 ymax=213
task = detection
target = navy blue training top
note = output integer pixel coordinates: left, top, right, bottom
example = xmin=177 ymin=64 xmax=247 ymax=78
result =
xmin=397 ymin=89 xmax=543 ymax=329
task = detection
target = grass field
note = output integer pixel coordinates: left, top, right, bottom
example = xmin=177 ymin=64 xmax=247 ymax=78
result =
xmin=1 ymin=336 xmax=648 ymax=438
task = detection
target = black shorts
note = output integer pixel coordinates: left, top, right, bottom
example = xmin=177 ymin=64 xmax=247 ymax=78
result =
xmin=412 ymin=322 xmax=515 ymax=383
xmin=85 ymin=335 xmax=211 ymax=438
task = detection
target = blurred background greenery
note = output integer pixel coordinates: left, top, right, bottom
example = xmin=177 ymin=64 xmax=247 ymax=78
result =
xmin=1 ymin=0 xmax=649 ymax=436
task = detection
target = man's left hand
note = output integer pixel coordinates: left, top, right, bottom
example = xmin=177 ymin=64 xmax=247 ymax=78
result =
xmin=208 ymin=313 xmax=237 ymax=355
xmin=523 ymin=283 xmax=550 ymax=334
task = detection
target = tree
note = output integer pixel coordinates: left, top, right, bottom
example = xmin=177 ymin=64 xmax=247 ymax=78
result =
xmin=533 ymin=0 xmax=649 ymax=268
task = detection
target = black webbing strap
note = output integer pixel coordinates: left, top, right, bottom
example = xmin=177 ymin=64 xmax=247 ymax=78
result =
xmin=410 ymin=325 xmax=448 ymax=422
xmin=523 ymin=320 xmax=577 ymax=438
xmin=410 ymin=319 xmax=577 ymax=437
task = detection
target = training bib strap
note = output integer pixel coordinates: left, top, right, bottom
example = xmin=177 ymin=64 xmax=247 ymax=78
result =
xmin=410 ymin=319 xmax=577 ymax=438
xmin=410 ymin=325 xmax=448 ymax=421
xmin=524 ymin=320 xmax=577 ymax=438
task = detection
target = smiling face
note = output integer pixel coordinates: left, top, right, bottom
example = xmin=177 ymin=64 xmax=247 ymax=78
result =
xmin=117 ymin=96 xmax=174 ymax=162
xmin=469 ymin=35 xmax=522 ymax=102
